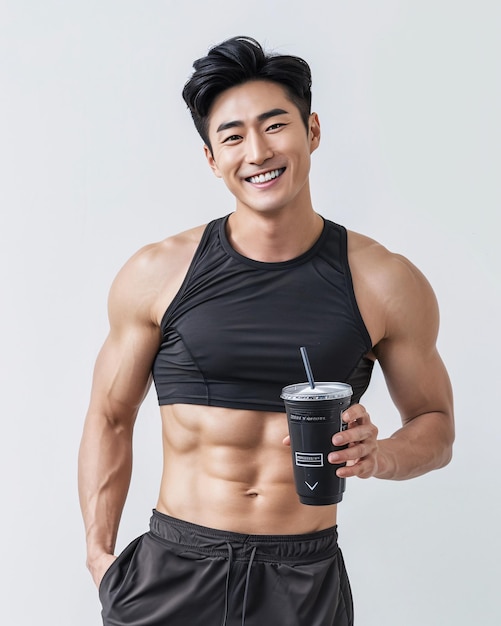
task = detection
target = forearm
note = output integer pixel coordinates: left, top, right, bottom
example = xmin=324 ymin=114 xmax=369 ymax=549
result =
xmin=78 ymin=415 xmax=134 ymax=568
xmin=374 ymin=411 xmax=454 ymax=480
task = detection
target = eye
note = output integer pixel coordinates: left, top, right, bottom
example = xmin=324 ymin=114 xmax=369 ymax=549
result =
xmin=222 ymin=134 xmax=242 ymax=144
xmin=266 ymin=123 xmax=286 ymax=132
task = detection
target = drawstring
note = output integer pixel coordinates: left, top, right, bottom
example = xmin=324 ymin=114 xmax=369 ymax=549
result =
xmin=221 ymin=542 xmax=233 ymax=626
xmin=221 ymin=542 xmax=257 ymax=626
xmin=241 ymin=545 xmax=257 ymax=626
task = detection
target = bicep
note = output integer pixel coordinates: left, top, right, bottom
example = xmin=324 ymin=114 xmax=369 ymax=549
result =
xmin=377 ymin=340 xmax=453 ymax=427
xmin=374 ymin=259 xmax=453 ymax=425
xmin=88 ymin=324 xmax=160 ymax=426
xmin=87 ymin=268 xmax=162 ymax=427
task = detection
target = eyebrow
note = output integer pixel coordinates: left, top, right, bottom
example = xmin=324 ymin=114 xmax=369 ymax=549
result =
xmin=216 ymin=108 xmax=289 ymax=133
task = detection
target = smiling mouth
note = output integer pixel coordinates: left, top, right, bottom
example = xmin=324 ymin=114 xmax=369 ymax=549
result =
xmin=246 ymin=168 xmax=285 ymax=184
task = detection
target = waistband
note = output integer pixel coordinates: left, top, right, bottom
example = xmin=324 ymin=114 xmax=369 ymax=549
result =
xmin=149 ymin=509 xmax=339 ymax=564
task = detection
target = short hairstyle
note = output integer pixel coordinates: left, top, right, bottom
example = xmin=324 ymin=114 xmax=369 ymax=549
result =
xmin=182 ymin=36 xmax=312 ymax=152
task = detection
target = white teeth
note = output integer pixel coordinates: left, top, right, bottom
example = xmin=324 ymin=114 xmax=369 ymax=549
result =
xmin=248 ymin=168 xmax=282 ymax=184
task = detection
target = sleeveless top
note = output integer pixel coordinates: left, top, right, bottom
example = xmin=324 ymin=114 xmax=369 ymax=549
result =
xmin=152 ymin=215 xmax=374 ymax=412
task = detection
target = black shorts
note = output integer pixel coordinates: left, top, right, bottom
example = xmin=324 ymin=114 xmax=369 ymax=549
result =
xmin=99 ymin=510 xmax=353 ymax=626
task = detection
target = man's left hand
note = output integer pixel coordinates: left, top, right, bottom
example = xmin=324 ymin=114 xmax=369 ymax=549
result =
xmin=328 ymin=404 xmax=379 ymax=479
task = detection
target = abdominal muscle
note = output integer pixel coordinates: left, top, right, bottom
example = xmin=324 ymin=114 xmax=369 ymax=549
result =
xmin=156 ymin=404 xmax=338 ymax=535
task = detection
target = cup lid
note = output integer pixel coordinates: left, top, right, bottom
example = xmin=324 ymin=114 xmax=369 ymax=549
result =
xmin=280 ymin=382 xmax=353 ymax=401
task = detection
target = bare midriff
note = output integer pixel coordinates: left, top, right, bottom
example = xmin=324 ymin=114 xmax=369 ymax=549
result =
xmin=156 ymin=404 xmax=338 ymax=535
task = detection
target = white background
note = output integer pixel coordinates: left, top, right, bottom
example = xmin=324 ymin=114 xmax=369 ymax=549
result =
xmin=1 ymin=1 xmax=499 ymax=624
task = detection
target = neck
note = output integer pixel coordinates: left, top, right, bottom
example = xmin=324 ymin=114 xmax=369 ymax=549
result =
xmin=226 ymin=208 xmax=324 ymax=263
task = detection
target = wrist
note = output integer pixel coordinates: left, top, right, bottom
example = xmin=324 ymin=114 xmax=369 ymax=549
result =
xmin=373 ymin=439 xmax=397 ymax=479
xmin=87 ymin=551 xmax=117 ymax=589
xmin=86 ymin=546 xmax=114 ymax=571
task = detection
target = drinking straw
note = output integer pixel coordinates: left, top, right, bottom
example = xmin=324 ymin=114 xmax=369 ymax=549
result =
xmin=300 ymin=346 xmax=315 ymax=389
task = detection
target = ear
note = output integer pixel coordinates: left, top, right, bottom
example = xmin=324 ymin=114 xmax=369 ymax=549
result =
xmin=309 ymin=112 xmax=321 ymax=154
xmin=204 ymin=145 xmax=223 ymax=178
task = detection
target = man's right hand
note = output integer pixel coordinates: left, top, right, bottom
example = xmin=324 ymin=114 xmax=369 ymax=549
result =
xmin=89 ymin=553 xmax=118 ymax=589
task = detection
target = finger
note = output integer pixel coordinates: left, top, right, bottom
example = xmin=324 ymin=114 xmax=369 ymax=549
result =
xmin=332 ymin=422 xmax=377 ymax=447
xmin=342 ymin=405 xmax=370 ymax=426
xmin=336 ymin=459 xmax=375 ymax=479
xmin=328 ymin=441 xmax=367 ymax=465
xmin=282 ymin=435 xmax=291 ymax=447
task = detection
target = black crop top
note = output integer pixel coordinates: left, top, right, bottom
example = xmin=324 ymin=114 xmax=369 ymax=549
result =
xmin=152 ymin=215 xmax=374 ymax=412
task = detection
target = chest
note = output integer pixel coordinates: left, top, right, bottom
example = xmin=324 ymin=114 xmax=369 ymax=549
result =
xmin=165 ymin=255 xmax=370 ymax=386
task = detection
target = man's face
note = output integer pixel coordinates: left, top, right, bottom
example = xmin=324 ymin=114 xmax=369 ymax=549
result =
xmin=205 ymin=80 xmax=320 ymax=216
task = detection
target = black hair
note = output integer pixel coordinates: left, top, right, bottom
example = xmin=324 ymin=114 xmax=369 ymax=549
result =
xmin=182 ymin=36 xmax=312 ymax=151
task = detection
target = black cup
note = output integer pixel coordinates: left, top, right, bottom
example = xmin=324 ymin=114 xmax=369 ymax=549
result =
xmin=281 ymin=382 xmax=353 ymax=505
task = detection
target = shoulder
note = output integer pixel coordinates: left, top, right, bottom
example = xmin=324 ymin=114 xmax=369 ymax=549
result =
xmin=127 ymin=224 xmax=206 ymax=277
xmin=346 ymin=229 xmax=439 ymax=344
xmin=347 ymin=229 xmax=430 ymax=288
xmin=108 ymin=223 xmax=208 ymax=325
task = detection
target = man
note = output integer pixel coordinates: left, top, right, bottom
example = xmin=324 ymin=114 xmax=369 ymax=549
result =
xmin=78 ymin=36 xmax=454 ymax=625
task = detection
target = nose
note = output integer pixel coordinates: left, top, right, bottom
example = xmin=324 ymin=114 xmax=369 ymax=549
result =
xmin=245 ymin=131 xmax=273 ymax=165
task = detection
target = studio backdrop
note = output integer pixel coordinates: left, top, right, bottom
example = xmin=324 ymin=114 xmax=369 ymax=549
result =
xmin=0 ymin=1 xmax=499 ymax=624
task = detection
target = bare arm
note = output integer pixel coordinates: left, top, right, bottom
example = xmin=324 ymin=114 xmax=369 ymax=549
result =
xmin=78 ymin=249 xmax=162 ymax=586
xmin=332 ymin=247 xmax=454 ymax=481
xmin=372 ymin=255 xmax=454 ymax=479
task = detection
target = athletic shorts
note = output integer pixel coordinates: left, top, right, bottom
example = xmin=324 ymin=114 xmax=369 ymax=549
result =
xmin=99 ymin=509 xmax=353 ymax=626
